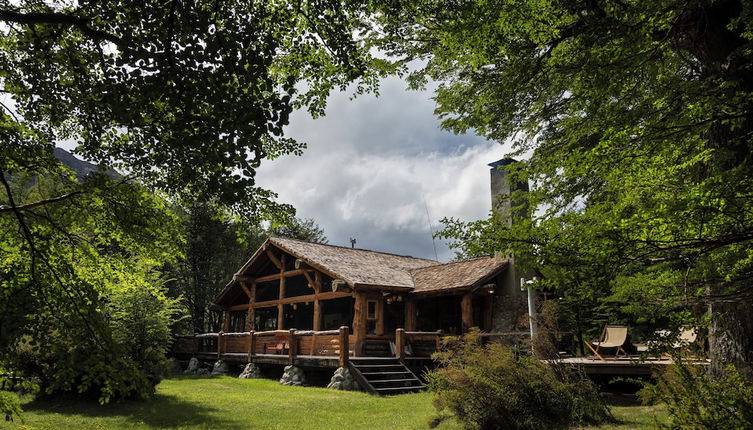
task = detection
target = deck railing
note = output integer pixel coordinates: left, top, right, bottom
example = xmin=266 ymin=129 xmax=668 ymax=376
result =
xmin=172 ymin=326 xmax=353 ymax=366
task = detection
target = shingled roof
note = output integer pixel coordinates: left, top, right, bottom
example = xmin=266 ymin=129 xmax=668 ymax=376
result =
xmin=219 ymin=237 xmax=509 ymax=303
xmin=267 ymin=237 xmax=439 ymax=288
xmin=410 ymin=257 xmax=509 ymax=293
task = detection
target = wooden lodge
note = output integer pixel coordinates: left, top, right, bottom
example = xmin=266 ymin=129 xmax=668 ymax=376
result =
xmin=172 ymin=236 xmax=529 ymax=366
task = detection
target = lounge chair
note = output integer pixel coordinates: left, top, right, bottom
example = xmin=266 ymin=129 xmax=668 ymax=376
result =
xmin=585 ymin=325 xmax=629 ymax=361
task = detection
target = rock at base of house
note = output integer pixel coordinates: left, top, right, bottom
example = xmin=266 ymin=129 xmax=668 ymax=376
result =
xmin=279 ymin=365 xmax=306 ymax=386
xmin=197 ymin=368 xmax=210 ymax=375
xmin=326 ymin=366 xmax=360 ymax=391
xmin=211 ymin=360 xmax=229 ymax=375
xmin=168 ymin=358 xmax=183 ymax=374
xmin=183 ymin=357 xmax=201 ymax=374
xmin=238 ymin=363 xmax=262 ymax=379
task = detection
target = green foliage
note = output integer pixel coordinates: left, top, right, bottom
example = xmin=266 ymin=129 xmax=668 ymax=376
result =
xmin=107 ymin=264 xmax=187 ymax=385
xmin=427 ymin=330 xmax=612 ymax=430
xmin=370 ymin=0 xmax=753 ymax=371
xmin=0 ymin=170 xmax=182 ymax=403
xmin=0 ymin=0 xmax=383 ymax=212
xmin=641 ymin=362 xmax=753 ymax=429
xmin=0 ymin=390 xmax=21 ymax=422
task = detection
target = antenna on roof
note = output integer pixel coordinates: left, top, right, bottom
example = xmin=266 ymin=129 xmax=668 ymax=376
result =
xmin=349 ymin=237 xmax=356 ymax=248
xmin=422 ymin=194 xmax=439 ymax=261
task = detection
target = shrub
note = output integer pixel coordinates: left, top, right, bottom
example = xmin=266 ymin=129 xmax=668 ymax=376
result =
xmin=640 ymin=361 xmax=753 ymax=429
xmin=107 ymin=270 xmax=186 ymax=385
xmin=427 ymin=330 xmax=612 ymax=430
xmin=0 ymin=391 xmax=22 ymax=422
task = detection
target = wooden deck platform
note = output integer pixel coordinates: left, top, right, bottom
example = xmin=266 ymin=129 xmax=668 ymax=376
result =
xmin=557 ymin=356 xmax=710 ymax=376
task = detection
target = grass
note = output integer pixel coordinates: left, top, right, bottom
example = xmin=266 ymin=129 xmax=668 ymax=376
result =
xmin=3 ymin=376 xmax=667 ymax=430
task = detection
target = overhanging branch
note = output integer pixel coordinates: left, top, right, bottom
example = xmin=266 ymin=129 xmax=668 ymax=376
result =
xmin=0 ymin=191 xmax=82 ymax=214
xmin=0 ymin=9 xmax=123 ymax=46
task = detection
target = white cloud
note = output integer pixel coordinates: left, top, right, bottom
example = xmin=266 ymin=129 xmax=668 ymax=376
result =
xmin=257 ymin=78 xmax=514 ymax=261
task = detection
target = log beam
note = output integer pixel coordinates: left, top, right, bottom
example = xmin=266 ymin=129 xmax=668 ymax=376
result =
xmin=461 ymin=293 xmax=473 ymax=332
xmin=405 ymin=298 xmax=416 ymax=331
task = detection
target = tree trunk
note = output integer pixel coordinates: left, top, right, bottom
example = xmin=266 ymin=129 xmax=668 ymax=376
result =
xmin=708 ymin=289 xmax=753 ymax=379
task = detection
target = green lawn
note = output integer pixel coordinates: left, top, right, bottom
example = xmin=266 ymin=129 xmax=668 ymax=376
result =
xmin=3 ymin=376 xmax=666 ymax=430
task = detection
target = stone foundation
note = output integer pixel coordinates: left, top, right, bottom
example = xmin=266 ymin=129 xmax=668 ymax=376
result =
xmin=183 ymin=357 xmax=201 ymax=374
xmin=211 ymin=360 xmax=229 ymax=375
xmin=238 ymin=363 xmax=263 ymax=379
xmin=279 ymin=365 xmax=306 ymax=386
xmin=326 ymin=366 xmax=360 ymax=391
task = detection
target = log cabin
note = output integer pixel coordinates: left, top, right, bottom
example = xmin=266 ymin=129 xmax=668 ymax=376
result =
xmin=172 ymin=159 xmax=532 ymax=393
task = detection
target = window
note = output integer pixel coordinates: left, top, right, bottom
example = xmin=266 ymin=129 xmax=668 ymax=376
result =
xmin=367 ymin=300 xmax=377 ymax=320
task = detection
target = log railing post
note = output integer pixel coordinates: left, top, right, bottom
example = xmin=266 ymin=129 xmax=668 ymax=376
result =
xmin=192 ymin=333 xmax=198 ymax=355
xmin=339 ymin=326 xmax=349 ymax=367
xmin=247 ymin=331 xmax=256 ymax=362
xmin=288 ymin=329 xmax=297 ymax=365
xmin=436 ymin=329 xmax=443 ymax=353
xmin=396 ymin=328 xmax=405 ymax=363
xmin=217 ymin=331 xmax=224 ymax=360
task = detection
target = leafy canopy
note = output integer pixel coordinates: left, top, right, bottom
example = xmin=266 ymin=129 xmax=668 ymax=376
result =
xmin=369 ymin=0 xmax=753 ymax=372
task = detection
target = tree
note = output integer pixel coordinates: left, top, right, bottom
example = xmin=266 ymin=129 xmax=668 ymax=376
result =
xmin=166 ymin=203 xmax=328 ymax=334
xmin=0 ymin=0 xmax=379 ymax=213
xmin=0 ymin=0 xmax=372 ymax=401
xmin=370 ymin=0 xmax=753 ymax=376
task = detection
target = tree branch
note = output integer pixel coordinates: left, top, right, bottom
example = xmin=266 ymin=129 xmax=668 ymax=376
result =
xmin=0 ymin=9 xmax=123 ymax=47
xmin=0 ymin=191 xmax=82 ymax=214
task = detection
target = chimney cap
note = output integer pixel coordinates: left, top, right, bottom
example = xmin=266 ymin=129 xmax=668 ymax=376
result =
xmin=488 ymin=158 xmax=518 ymax=168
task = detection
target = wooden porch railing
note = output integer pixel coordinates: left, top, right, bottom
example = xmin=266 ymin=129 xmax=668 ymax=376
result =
xmin=392 ymin=330 xmax=532 ymax=362
xmin=172 ymin=326 xmax=353 ymax=366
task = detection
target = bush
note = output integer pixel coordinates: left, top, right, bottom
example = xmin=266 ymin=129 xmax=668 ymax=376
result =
xmin=427 ymin=330 xmax=612 ymax=430
xmin=640 ymin=361 xmax=753 ymax=429
xmin=107 ymin=270 xmax=186 ymax=385
xmin=0 ymin=391 xmax=22 ymax=422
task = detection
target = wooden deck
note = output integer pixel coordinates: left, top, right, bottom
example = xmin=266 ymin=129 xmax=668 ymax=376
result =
xmin=171 ymin=328 xmax=444 ymax=369
xmin=557 ymin=356 xmax=710 ymax=376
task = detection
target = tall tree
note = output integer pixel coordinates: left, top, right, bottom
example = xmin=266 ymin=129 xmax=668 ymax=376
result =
xmin=371 ymin=0 xmax=753 ymax=376
xmin=0 ymin=0 xmax=373 ymax=400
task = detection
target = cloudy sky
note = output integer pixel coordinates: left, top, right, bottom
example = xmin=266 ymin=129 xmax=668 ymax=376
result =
xmin=55 ymin=75 xmax=511 ymax=262
xmin=255 ymin=77 xmax=512 ymax=262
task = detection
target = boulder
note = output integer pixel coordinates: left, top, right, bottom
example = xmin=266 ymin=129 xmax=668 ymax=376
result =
xmin=211 ymin=360 xmax=229 ymax=375
xmin=183 ymin=357 xmax=201 ymax=374
xmin=279 ymin=365 xmax=306 ymax=386
xmin=327 ymin=366 xmax=360 ymax=391
xmin=239 ymin=363 xmax=263 ymax=379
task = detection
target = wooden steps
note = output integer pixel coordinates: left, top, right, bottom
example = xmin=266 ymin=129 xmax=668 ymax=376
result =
xmin=348 ymin=357 xmax=426 ymax=396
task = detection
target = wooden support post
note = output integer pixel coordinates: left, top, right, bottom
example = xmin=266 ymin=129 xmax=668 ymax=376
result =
xmin=461 ymin=293 xmax=473 ymax=333
xmin=192 ymin=333 xmax=198 ymax=355
xmin=376 ymin=296 xmax=385 ymax=336
xmin=288 ymin=328 xmax=297 ymax=365
xmin=405 ymin=298 xmax=416 ymax=331
xmin=313 ymin=272 xmax=322 ymax=331
xmin=246 ymin=282 xmax=256 ymax=331
xmin=396 ymin=328 xmax=405 ymax=363
xmin=277 ymin=303 xmax=284 ymax=330
xmin=222 ymin=310 xmax=231 ymax=332
xmin=483 ymin=295 xmax=493 ymax=331
xmin=248 ymin=331 xmax=256 ymax=362
xmin=436 ymin=329 xmax=443 ymax=352
xmin=313 ymin=298 xmax=321 ymax=331
xmin=353 ymin=292 xmax=366 ymax=357
xmin=217 ymin=331 xmax=224 ymax=360
xmin=278 ymin=257 xmax=286 ymax=330
xmin=339 ymin=326 xmax=349 ymax=367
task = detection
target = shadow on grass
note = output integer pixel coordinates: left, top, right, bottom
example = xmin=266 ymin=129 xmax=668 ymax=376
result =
xmin=23 ymin=377 xmax=244 ymax=429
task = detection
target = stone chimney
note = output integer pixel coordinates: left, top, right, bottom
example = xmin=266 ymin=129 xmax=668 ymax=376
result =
xmin=488 ymin=158 xmax=529 ymax=332
xmin=489 ymin=158 xmax=529 ymax=226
